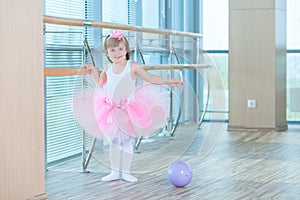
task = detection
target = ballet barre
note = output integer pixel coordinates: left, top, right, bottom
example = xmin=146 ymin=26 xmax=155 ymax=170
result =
xmin=43 ymin=15 xmax=202 ymax=39
xmin=43 ymin=64 xmax=210 ymax=76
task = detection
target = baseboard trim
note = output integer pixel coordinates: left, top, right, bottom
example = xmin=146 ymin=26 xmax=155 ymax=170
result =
xmin=27 ymin=193 xmax=48 ymax=200
xmin=227 ymin=124 xmax=288 ymax=132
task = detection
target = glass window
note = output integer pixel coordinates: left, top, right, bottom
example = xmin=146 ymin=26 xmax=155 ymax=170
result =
xmin=102 ymin=1 xmax=128 ymax=23
xmin=287 ymin=54 xmax=300 ymax=121
xmin=287 ymin=0 xmax=300 ymax=49
xmin=44 ymin=0 xmax=98 ymax=166
xmin=202 ymin=0 xmax=229 ymax=121
xmin=287 ymin=0 xmax=300 ymax=122
xmin=203 ymin=0 xmax=228 ymax=50
xmin=142 ymin=0 xmax=160 ymax=28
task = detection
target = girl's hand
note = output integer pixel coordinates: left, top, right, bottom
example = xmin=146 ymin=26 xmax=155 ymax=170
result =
xmin=168 ymin=79 xmax=184 ymax=87
xmin=81 ymin=64 xmax=96 ymax=72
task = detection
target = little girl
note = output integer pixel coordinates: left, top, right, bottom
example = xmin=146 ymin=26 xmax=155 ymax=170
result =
xmin=74 ymin=30 xmax=184 ymax=182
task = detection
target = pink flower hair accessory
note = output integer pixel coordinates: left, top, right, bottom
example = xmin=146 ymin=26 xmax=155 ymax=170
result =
xmin=109 ymin=30 xmax=124 ymax=40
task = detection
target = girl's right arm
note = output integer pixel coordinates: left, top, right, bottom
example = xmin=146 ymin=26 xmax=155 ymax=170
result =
xmin=81 ymin=64 xmax=107 ymax=87
xmin=98 ymin=69 xmax=107 ymax=87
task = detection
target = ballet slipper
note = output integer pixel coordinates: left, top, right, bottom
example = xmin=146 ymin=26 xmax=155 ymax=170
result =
xmin=101 ymin=170 xmax=120 ymax=182
xmin=122 ymin=172 xmax=137 ymax=182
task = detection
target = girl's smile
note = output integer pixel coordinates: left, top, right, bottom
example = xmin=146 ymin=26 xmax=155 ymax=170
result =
xmin=115 ymin=55 xmax=124 ymax=59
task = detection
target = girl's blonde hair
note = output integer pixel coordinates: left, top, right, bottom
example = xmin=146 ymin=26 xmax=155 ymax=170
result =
xmin=104 ymin=35 xmax=131 ymax=63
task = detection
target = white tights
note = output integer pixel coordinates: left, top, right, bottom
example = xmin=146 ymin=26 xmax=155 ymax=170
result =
xmin=101 ymin=138 xmax=137 ymax=182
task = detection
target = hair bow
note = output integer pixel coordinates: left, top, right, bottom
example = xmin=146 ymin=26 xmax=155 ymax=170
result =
xmin=109 ymin=30 xmax=124 ymax=40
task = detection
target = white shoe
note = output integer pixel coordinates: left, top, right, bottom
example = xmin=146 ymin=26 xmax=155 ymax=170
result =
xmin=101 ymin=172 xmax=120 ymax=182
xmin=122 ymin=173 xmax=137 ymax=182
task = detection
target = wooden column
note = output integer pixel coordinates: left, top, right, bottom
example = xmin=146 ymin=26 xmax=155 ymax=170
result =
xmin=0 ymin=0 xmax=46 ymax=199
xmin=228 ymin=0 xmax=287 ymax=130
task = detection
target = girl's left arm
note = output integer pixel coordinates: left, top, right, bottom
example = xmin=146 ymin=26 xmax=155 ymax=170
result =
xmin=132 ymin=62 xmax=184 ymax=87
xmin=98 ymin=70 xmax=107 ymax=87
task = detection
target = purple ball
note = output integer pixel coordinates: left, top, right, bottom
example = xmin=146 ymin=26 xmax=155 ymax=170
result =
xmin=167 ymin=161 xmax=192 ymax=187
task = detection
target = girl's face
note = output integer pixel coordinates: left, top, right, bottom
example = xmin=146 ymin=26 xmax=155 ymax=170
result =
xmin=107 ymin=41 xmax=127 ymax=64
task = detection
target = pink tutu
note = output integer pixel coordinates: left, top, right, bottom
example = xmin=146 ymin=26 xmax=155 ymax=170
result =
xmin=73 ymin=84 xmax=168 ymax=141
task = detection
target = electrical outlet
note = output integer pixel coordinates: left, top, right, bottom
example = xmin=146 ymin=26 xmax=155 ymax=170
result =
xmin=247 ymin=100 xmax=256 ymax=108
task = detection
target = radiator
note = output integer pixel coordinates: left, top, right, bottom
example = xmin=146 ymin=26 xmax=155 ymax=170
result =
xmin=290 ymin=88 xmax=300 ymax=112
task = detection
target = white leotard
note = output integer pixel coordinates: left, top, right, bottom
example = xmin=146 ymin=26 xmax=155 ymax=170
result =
xmin=106 ymin=60 xmax=136 ymax=102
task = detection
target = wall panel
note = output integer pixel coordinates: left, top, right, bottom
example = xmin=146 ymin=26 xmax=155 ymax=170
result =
xmin=228 ymin=0 xmax=287 ymax=130
xmin=0 ymin=0 xmax=46 ymax=199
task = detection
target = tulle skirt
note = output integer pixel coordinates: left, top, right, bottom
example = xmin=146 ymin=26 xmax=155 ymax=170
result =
xmin=73 ymin=84 xmax=168 ymax=142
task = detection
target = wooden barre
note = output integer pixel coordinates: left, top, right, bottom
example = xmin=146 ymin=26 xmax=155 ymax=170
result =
xmin=44 ymin=64 xmax=210 ymax=76
xmin=44 ymin=68 xmax=89 ymax=76
xmin=143 ymin=64 xmax=210 ymax=70
xmin=43 ymin=15 xmax=202 ymax=39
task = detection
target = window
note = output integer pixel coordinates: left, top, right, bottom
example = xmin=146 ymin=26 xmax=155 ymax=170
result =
xmin=287 ymin=0 xmax=300 ymax=49
xmin=44 ymin=0 xmax=98 ymax=166
xmin=287 ymin=0 xmax=300 ymax=121
xmin=203 ymin=0 xmax=229 ymax=121
xmin=203 ymin=0 xmax=228 ymax=50
xmin=202 ymin=0 xmax=300 ymax=122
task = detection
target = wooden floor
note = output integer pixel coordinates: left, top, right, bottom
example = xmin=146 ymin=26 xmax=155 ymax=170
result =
xmin=46 ymin=122 xmax=300 ymax=200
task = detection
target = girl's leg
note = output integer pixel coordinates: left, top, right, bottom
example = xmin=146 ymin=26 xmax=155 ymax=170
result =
xmin=101 ymin=142 xmax=121 ymax=181
xmin=121 ymin=139 xmax=137 ymax=182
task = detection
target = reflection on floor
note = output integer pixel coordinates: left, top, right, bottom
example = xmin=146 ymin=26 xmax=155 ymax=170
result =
xmin=46 ymin=122 xmax=300 ymax=200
